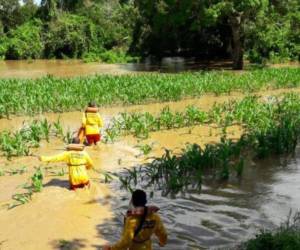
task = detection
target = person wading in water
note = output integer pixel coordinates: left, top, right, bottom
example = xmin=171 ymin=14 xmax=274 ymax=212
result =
xmin=39 ymin=138 xmax=93 ymax=190
xmin=79 ymin=101 xmax=104 ymax=146
xmin=103 ymin=189 xmax=168 ymax=250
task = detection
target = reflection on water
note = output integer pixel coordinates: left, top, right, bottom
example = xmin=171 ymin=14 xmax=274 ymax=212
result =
xmin=0 ymin=59 xmax=234 ymax=79
xmin=102 ymin=148 xmax=300 ymax=249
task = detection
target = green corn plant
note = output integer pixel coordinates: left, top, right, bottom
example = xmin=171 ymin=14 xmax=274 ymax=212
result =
xmin=0 ymin=68 xmax=299 ymax=117
xmin=0 ymin=119 xmax=70 ymax=158
xmin=53 ymin=118 xmax=64 ymax=138
xmin=31 ymin=167 xmax=43 ymax=192
xmin=63 ymin=129 xmax=73 ymax=144
xmin=9 ymin=192 xmax=33 ymax=209
xmin=104 ymin=125 xmax=120 ymax=143
xmin=137 ymin=143 xmax=153 ymax=155
xmin=40 ymin=118 xmax=51 ymax=142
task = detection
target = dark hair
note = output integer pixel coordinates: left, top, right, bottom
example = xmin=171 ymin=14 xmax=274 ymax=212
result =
xmin=71 ymin=137 xmax=80 ymax=144
xmin=88 ymin=101 xmax=96 ymax=107
xmin=132 ymin=189 xmax=147 ymax=207
xmin=132 ymin=190 xmax=148 ymax=237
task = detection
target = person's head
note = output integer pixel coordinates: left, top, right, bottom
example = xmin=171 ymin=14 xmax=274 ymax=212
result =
xmin=88 ymin=101 xmax=96 ymax=108
xmin=131 ymin=189 xmax=147 ymax=207
xmin=71 ymin=137 xmax=80 ymax=144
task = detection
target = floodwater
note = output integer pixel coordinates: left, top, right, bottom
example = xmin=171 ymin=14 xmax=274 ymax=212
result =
xmin=0 ymin=92 xmax=300 ymax=249
xmin=105 ymin=150 xmax=300 ymax=249
xmin=0 ymin=59 xmax=299 ymax=79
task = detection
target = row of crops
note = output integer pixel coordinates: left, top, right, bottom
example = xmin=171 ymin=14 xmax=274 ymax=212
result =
xmin=112 ymin=93 xmax=300 ymax=194
xmin=0 ymin=68 xmax=299 ymax=118
xmin=1 ymin=92 xmax=300 ymax=159
xmin=0 ymin=119 xmax=72 ymax=158
xmin=1 ymin=92 xmax=300 ymax=208
xmin=1 ymin=89 xmax=300 ymax=197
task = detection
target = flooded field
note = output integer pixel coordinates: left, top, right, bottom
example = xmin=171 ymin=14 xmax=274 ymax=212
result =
xmin=1 ymin=90 xmax=300 ymax=249
xmin=0 ymin=60 xmax=298 ymax=79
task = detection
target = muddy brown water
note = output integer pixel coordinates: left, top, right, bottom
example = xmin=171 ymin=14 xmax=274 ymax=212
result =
xmin=0 ymin=60 xmax=299 ymax=79
xmin=0 ymin=93 xmax=300 ymax=249
xmin=104 ymin=148 xmax=300 ymax=249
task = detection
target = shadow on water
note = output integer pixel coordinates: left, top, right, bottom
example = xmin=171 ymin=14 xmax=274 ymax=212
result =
xmin=44 ymin=179 xmax=70 ymax=189
xmin=122 ymin=58 xmax=234 ymax=73
xmin=51 ymin=239 xmax=87 ymax=250
xmin=95 ymin=146 xmax=300 ymax=249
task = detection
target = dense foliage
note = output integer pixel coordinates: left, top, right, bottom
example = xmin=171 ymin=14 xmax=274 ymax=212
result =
xmin=0 ymin=68 xmax=299 ymax=118
xmin=0 ymin=0 xmax=298 ymax=67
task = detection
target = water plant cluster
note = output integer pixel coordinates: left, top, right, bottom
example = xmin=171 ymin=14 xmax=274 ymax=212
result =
xmin=0 ymin=119 xmax=70 ymax=158
xmin=116 ymin=93 xmax=300 ymax=194
xmin=0 ymin=68 xmax=299 ymax=118
xmin=241 ymin=212 xmax=300 ymax=250
xmin=9 ymin=167 xmax=44 ymax=209
xmin=108 ymin=106 xmax=208 ymax=139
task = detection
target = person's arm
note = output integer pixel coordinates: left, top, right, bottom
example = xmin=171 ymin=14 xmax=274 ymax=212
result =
xmin=110 ymin=217 xmax=136 ymax=250
xmin=154 ymin=214 xmax=167 ymax=247
xmin=84 ymin=152 xmax=94 ymax=170
xmin=40 ymin=152 xmax=68 ymax=163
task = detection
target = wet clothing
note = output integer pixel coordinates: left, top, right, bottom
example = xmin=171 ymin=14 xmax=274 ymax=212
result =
xmin=70 ymin=180 xmax=90 ymax=190
xmin=111 ymin=207 xmax=167 ymax=250
xmin=41 ymin=150 xmax=93 ymax=188
xmin=82 ymin=111 xmax=104 ymax=136
xmin=86 ymin=134 xmax=101 ymax=145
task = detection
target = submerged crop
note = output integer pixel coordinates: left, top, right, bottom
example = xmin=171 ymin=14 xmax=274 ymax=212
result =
xmin=0 ymin=119 xmax=71 ymax=158
xmin=115 ymin=93 xmax=300 ymax=194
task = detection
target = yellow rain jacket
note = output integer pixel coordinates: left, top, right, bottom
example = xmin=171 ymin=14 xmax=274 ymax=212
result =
xmin=111 ymin=208 xmax=167 ymax=250
xmin=82 ymin=110 xmax=104 ymax=135
xmin=41 ymin=150 xmax=93 ymax=186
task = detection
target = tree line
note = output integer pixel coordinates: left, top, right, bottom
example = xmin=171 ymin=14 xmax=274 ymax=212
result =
xmin=0 ymin=0 xmax=299 ymax=69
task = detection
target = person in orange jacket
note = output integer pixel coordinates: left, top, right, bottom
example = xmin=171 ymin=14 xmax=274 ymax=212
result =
xmin=81 ymin=101 xmax=104 ymax=146
xmin=103 ymin=189 xmax=168 ymax=250
xmin=39 ymin=138 xmax=93 ymax=190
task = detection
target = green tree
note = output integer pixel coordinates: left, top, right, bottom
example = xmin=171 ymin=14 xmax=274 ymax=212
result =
xmin=245 ymin=0 xmax=300 ymax=63
xmin=5 ymin=19 xmax=43 ymax=59
xmin=40 ymin=0 xmax=58 ymax=21
xmin=200 ymin=0 xmax=268 ymax=69
xmin=0 ymin=0 xmax=22 ymax=32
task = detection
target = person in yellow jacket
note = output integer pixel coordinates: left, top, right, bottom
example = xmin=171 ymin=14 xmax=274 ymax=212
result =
xmin=39 ymin=138 xmax=93 ymax=190
xmin=81 ymin=101 xmax=104 ymax=146
xmin=103 ymin=189 xmax=168 ymax=250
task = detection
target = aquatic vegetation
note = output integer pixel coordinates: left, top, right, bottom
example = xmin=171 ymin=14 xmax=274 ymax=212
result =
xmin=31 ymin=167 xmax=43 ymax=192
xmin=241 ymin=211 xmax=300 ymax=250
xmin=9 ymin=167 xmax=44 ymax=209
xmin=0 ymin=119 xmax=71 ymax=158
xmin=116 ymin=93 xmax=300 ymax=194
xmin=107 ymin=105 xmax=209 ymax=139
xmin=0 ymin=68 xmax=299 ymax=117
xmin=137 ymin=143 xmax=153 ymax=156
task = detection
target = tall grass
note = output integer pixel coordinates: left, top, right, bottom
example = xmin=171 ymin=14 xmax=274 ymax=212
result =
xmin=0 ymin=68 xmax=299 ymax=117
